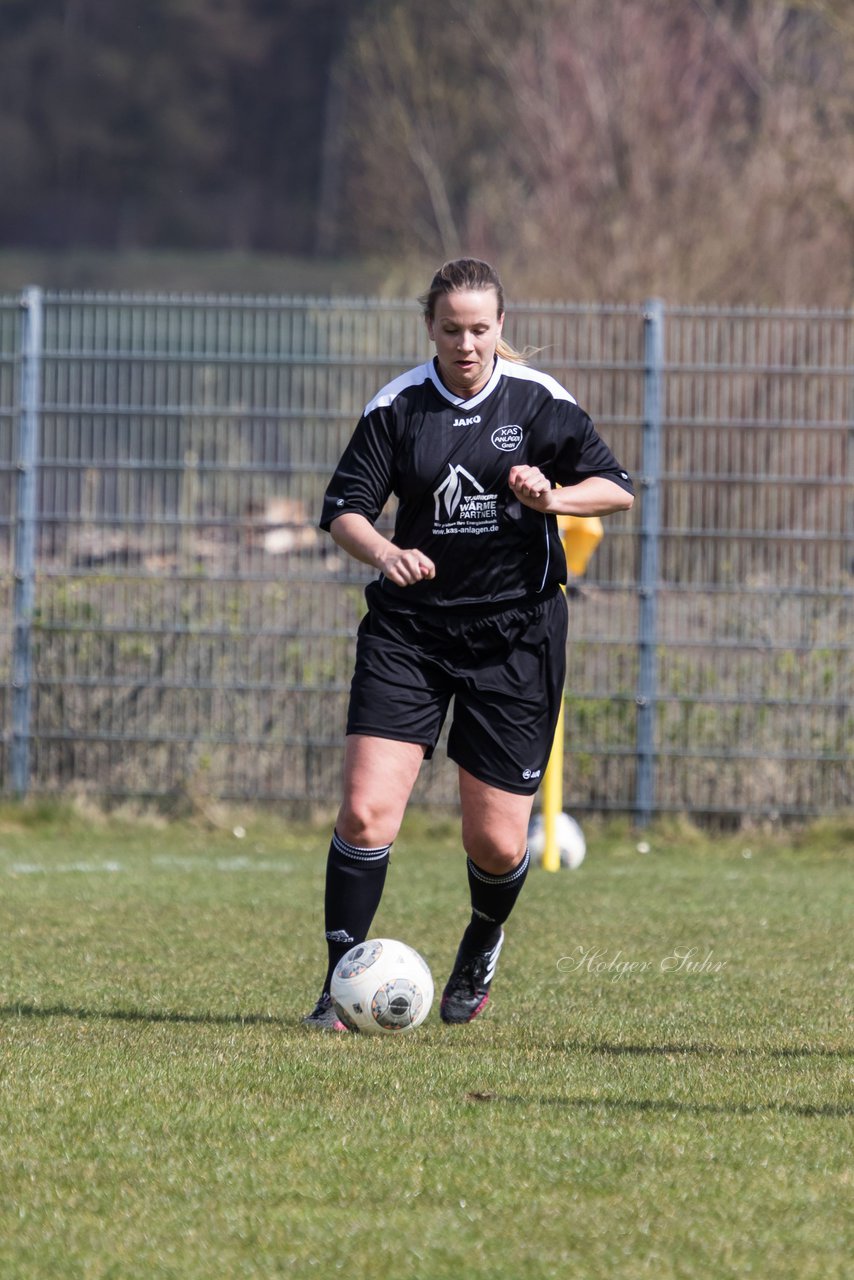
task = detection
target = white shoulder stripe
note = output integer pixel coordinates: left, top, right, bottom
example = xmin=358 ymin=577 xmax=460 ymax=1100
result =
xmin=497 ymin=358 xmax=577 ymax=404
xmin=363 ymin=361 xmax=434 ymax=415
xmin=362 ymin=357 xmax=577 ymax=415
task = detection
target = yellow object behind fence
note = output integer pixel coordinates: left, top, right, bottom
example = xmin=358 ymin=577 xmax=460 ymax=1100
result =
xmin=540 ymin=516 xmax=604 ymax=872
xmin=558 ymin=514 xmax=604 ymax=576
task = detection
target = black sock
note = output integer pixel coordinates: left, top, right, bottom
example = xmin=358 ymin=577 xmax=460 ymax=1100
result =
xmin=322 ymin=830 xmax=391 ymax=993
xmin=463 ymin=847 xmax=530 ymax=950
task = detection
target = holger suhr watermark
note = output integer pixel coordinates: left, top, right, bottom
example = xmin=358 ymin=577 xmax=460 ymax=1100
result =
xmin=557 ymin=945 xmax=729 ymax=982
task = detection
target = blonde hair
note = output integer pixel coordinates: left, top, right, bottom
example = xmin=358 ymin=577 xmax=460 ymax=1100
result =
xmin=420 ymin=257 xmax=529 ymax=364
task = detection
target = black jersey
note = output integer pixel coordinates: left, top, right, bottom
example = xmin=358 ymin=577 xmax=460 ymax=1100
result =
xmin=320 ymin=355 xmax=633 ymax=609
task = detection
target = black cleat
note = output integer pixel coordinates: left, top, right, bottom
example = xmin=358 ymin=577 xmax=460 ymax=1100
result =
xmin=440 ymin=930 xmax=504 ymax=1024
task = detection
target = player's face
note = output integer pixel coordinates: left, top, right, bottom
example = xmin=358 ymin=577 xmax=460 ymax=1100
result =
xmin=427 ymin=288 xmax=504 ymax=399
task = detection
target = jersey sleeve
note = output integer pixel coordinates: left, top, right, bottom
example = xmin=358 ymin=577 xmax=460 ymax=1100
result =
xmin=551 ymin=403 xmax=634 ymax=496
xmin=319 ymin=408 xmax=396 ymax=531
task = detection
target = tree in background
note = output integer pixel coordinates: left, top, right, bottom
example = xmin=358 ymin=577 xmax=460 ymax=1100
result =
xmin=0 ymin=0 xmax=353 ymax=252
xmin=330 ymin=0 xmax=854 ymax=304
xmin=0 ymin=0 xmax=851 ymax=304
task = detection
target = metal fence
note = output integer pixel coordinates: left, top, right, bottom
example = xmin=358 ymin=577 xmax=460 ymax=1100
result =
xmin=1 ymin=288 xmax=851 ymax=822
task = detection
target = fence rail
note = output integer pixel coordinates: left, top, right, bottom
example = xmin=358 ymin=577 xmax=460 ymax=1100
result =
xmin=1 ymin=289 xmax=851 ymax=822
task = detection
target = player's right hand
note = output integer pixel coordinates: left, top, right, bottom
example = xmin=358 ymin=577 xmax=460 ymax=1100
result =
xmin=378 ymin=548 xmax=436 ymax=586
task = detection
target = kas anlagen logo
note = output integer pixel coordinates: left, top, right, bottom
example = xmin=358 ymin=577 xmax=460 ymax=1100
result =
xmin=432 ymin=464 xmax=499 ymax=536
xmin=433 ymin=464 xmax=483 ymax=521
xmin=491 ymin=424 xmax=523 ymax=451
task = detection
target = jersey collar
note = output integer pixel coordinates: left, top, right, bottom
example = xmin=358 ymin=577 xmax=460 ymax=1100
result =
xmin=428 ymin=356 xmax=503 ymax=410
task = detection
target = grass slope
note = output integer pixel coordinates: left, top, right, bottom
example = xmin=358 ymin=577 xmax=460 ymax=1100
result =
xmin=1 ymin=806 xmax=851 ymax=1279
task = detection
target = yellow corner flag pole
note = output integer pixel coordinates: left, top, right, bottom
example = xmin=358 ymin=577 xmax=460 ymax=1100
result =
xmin=541 ymin=515 xmax=604 ymax=872
xmin=541 ymin=693 xmax=565 ymax=872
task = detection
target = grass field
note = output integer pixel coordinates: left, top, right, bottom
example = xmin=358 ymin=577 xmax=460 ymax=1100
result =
xmin=1 ymin=803 xmax=851 ymax=1279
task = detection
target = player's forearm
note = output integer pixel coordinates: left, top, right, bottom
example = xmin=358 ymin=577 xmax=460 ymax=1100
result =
xmin=544 ymin=477 xmax=634 ymax=516
xmin=329 ymin=512 xmax=396 ymax=570
xmin=329 ymin=512 xmax=436 ymax=585
xmin=509 ymin=466 xmax=634 ymax=516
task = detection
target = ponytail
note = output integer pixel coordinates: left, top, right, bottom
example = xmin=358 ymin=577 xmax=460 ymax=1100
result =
xmin=496 ymin=336 xmax=530 ymax=365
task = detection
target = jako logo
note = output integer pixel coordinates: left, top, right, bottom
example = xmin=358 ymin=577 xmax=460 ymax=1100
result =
xmin=453 ymin=415 xmax=481 ymax=427
xmin=522 ymin=768 xmax=542 ymax=780
xmin=492 ymin=424 xmax=523 ymax=451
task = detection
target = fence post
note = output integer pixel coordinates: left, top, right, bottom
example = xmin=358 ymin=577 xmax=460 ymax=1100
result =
xmin=636 ymin=299 xmax=663 ymax=827
xmin=11 ymin=286 xmax=43 ymax=798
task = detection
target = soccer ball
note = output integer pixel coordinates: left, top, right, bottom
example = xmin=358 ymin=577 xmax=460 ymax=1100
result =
xmin=330 ymin=938 xmax=434 ymax=1035
xmin=528 ymin=811 xmax=587 ymax=870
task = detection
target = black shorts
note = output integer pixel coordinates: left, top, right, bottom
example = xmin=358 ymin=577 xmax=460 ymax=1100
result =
xmin=346 ymin=582 xmax=568 ymax=796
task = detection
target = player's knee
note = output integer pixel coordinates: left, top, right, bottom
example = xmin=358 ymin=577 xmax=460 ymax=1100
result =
xmin=337 ymin=797 xmax=400 ymax=849
xmin=463 ymin=832 xmax=526 ymax=877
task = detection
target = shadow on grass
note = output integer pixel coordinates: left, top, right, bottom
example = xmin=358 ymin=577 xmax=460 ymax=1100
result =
xmin=5 ymin=1006 xmax=849 ymax=1119
xmin=464 ymin=1092 xmax=853 ymax=1119
xmin=571 ymin=1039 xmax=852 ymax=1060
xmin=3 ymin=1005 xmax=852 ymax=1060
xmin=1 ymin=1001 xmax=288 ymax=1028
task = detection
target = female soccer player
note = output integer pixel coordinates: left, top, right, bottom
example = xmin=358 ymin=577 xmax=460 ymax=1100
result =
xmin=304 ymin=258 xmax=634 ymax=1029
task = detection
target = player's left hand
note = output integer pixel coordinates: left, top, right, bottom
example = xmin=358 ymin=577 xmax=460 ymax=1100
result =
xmin=508 ymin=464 xmax=552 ymax=511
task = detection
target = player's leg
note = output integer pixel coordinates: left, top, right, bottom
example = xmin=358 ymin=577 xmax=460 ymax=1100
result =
xmin=304 ymin=591 xmax=450 ymax=1028
xmin=303 ymin=735 xmax=426 ymax=1028
xmin=439 ymin=770 xmax=534 ymax=1024
xmin=440 ymin=590 xmax=567 ymax=1024
xmin=327 ymin=733 xmax=424 ymax=977
xmin=336 ymin=732 xmax=427 ymax=848
xmin=458 ymin=767 xmax=534 ymax=875
xmin=458 ymin=768 xmax=534 ymax=952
